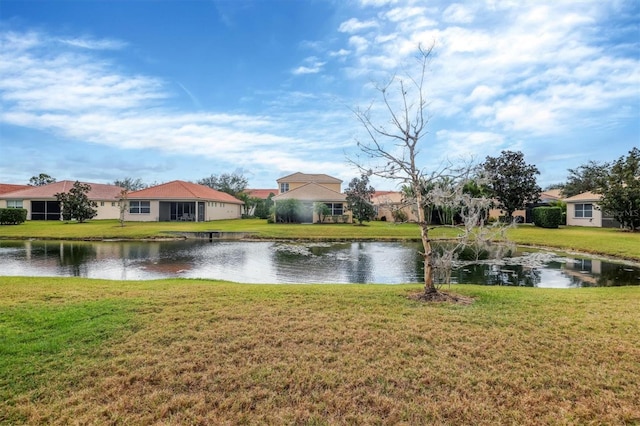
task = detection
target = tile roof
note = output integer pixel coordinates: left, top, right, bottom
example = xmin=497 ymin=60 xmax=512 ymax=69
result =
xmin=564 ymin=191 xmax=602 ymax=202
xmin=0 ymin=183 xmax=30 ymax=195
xmin=128 ymin=180 xmax=243 ymax=204
xmin=0 ymin=181 xmax=124 ymax=200
xmin=273 ymin=182 xmax=346 ymax=202
xmin=244 ymin=189 xmax=278 ymax=199
xmin=277 ymin=172 xmax=342 ymax=184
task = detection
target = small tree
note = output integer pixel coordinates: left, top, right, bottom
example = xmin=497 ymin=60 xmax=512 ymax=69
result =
xmin=597 ymin=148 xmax=640 ymax=231
xmin=29 ymin=173 xmax=56 ymax=186
xmin=345 ymin=174 xmax=376 ymax=225
xmin=55 ymin=181 xmax=97 ymax=223
xmin=483 ymin=150 xmax=541 ymax=222
xmin=314 ymin=202 xmax=331 ymax=223
xmin=274 ymin=199 xmax=302 ymax=223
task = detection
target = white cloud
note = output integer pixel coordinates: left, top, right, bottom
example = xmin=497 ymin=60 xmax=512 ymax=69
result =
xmin=442 ymin=4 xmax=475 ymax=24
xmin=58 ymin=36 xmax=127 ymax=50
xmin=291 ymin=57 xmax=326 ymax=75
xmin=338 ymin=18 xmax=378 ymax=33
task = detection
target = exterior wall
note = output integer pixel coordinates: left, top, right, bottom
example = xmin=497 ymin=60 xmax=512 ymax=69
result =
xmin=94 ymin=200 xmax=122 ymax=220
xmin=205 ymin=201 xmax=242 ymax=220
xmin=566 ymin=202 xmax=602 ymax=227
xmin=123 ymin=200 xmax=160 ymax=222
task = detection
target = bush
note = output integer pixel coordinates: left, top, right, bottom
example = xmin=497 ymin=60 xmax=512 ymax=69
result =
xmin=532 ymin=207 xmax=562 ymax=229
xmin=0 ymin=208 xmax=27 ymax=225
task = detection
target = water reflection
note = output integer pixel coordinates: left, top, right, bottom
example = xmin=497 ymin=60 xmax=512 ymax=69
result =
xmin=0 ymin=240 xmax=638 ymax=287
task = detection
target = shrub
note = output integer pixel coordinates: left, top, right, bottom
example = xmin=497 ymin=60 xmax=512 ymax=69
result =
xmin=392 ymin=209 xmax=408 ymax=223
xmin=532 ymin=206 xmax=562 ymax=229
xmin=0 ymin=208 xmax=27 ymax=225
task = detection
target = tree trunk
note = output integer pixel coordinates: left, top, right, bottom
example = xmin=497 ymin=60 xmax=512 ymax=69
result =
xmin=415 ymin=189 xmax=435 ymax=294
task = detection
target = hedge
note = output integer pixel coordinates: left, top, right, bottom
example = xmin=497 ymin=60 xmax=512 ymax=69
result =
xmin=0 ymin=208 xmax=27 ymax=225
xmin=532 ymin=206 xmax=562 ymax=229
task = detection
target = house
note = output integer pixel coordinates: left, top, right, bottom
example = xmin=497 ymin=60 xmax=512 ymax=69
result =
xmin=272 ymin=172 xmax=351 ymax=223
xmin=0 ymin=181 xmax=124 ymax=220
xmin=489 ymin=189 xmax=563 ymax=223
xmin=565 ymin=191 xmax=619 ymax=228
xmin=125 ymin=180 xmax=243 ymax=222
xmin=371 ymin=191 xmax=419 ymax=222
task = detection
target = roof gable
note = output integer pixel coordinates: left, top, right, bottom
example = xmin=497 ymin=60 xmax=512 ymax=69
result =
xmin=128 ymin=180 xmax=243 ymax=204
xmin=277 ymin=172 xmax=342 ymax=184
xmin=0 ymin=181 xmax=124 ymax=200
xmin=273 ymin=182 xmax=346 ymax=202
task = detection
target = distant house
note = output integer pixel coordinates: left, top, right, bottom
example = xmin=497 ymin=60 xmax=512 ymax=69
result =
xmin=488 ymin=189 xmax=563 ymax=223
xmin=371 ymin=191 xmax=419 ymax=222
xmin=244 ymin=189 xmax=278 ymax=200
xmin=272 ymin=172 xmax=351 ymax=223
xmin=0 ymin=181 xmax=124 ymax=220
xmin=125 ymin=180 xmax=243 ymax=222
xmin=565 ymin=191 xmax=619 ymax=228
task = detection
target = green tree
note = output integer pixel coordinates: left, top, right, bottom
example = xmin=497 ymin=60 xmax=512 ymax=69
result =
xmin=54 ymin=181 xmax=97 ymax=223
xmin=197 ymin=172 xmax=248 ymax=197
xmin=314 ymin=202 xmax=331 ymax=223
xmin=113 ymin=177 xmax=146 ymax=191
xmin=597 ymin=148 xmax=640 ymax=231
xmin=274 ymin=199 xmax=302 ymax=223
xmin=561 ymin=161 xmax=610 ymax=198
xmin=254 ymin=193 xmax=275 ymax=219
xmin=345 ymin=174 xmax=376 ymax=225
xmin=483 ymin=150 xmax=541 ymax=222
xmin=29 ymin=173 xmax=56 ymax=186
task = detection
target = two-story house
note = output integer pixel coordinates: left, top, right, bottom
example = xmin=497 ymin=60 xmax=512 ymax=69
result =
xmin=272 ymin=172 xmax=351 ymax=223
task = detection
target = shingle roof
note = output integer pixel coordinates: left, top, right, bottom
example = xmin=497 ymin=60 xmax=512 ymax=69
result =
xmin=276 ymin=172 xmax=342 ymax=184
xmin=0 ymin=181 xmax=124 ymax=200
xmin=0 ymin=183 xmax=30 ymax=195
xmin=564 ymin=191 xmax=602 ymax=202
xmin=128 ymin=180 xmax=243 ymax=204
xmin=273 ymin=182 xmax=346 ymax=202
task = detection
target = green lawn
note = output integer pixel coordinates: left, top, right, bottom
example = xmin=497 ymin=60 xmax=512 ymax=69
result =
xmin=1 ymin=219 xmax=638 ymax=261
xmin=0 ymin=278 xmax=638 ymax=425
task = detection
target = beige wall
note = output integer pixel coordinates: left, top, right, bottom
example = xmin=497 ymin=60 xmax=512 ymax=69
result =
xmin=94 ymin=200 xmax=122 ymax=220
xmin=566 ymin=202 xmax=602 ymax=227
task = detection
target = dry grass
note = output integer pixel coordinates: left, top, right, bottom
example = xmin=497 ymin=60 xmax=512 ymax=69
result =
xmin=2 ymin=277 xmax=639 ymax=425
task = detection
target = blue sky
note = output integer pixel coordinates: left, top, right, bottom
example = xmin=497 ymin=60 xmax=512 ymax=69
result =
xmin=1 ymin=0 xmax=638 ymax=190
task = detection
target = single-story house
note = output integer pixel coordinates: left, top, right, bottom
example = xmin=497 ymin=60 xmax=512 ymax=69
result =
xmin=371 ymin=191 xmax=419 ymax=222
xmin=125 ymin=180 xmax=243 ymax=222
xmin=0 ymin=180 xmax=124 ymax=220
xmin=489 ymin=189 xmax=563 ymax=223
xmin=273 ymin=172 xmax=351 ymax=223
xmin=565 ymin=191 xmax=619 ymax=228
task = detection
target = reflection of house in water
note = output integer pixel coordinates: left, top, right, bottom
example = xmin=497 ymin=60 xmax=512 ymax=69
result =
xmin=562 ymin=259 xmax=600 ymax=286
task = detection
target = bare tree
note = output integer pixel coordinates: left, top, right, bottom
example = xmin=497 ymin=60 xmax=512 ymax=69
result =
xmin=350 ymin=44 xmax=501 ymax=299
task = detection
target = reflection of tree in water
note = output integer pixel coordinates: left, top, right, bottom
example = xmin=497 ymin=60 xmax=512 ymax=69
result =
xmin=596 ymin=263 xmax=640 ymax=287
xmin=347 ymin=243 xmax=373 ymax=283
xmin=58 ymin=243 xmax=97 ymax=276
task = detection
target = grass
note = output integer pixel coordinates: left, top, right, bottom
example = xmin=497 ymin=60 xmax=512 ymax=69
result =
xmin=1 ymin=218 xmax=638 ymax=261
xmin=0 ymin=277 xmax=638 ymax=424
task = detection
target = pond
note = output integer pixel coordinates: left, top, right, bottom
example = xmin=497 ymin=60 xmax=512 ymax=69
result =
xmin=0 ymin=239 xmax=639 ymax=288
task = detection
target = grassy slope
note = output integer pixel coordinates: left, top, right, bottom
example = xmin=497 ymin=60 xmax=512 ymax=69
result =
xmin=1 ymin=219 xmax=638 ymax=260
xmin=1 ymin=278 xmax=638 ymax=425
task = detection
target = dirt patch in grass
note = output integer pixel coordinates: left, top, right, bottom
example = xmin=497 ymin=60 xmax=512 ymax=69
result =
xmin=408 ymin=289 xmax=475 ymax=304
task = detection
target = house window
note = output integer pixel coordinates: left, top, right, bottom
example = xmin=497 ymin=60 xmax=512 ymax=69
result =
xmin=129 ymin=201 xmax=151 ymax=214
xmin=112 ymin=202 xmax=116 ymax=207
xmin=325 ymin=203 xmax=343 ymax=215
xmin=100 ymin=202 xmax=105 ymax=206
xmin=280 ymin=183 xmax=289 ymax=193
xmin=7 ymin=200 xmax=23 ymax=209
xmin=575 ymin=203 xmax=592 ymax=218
